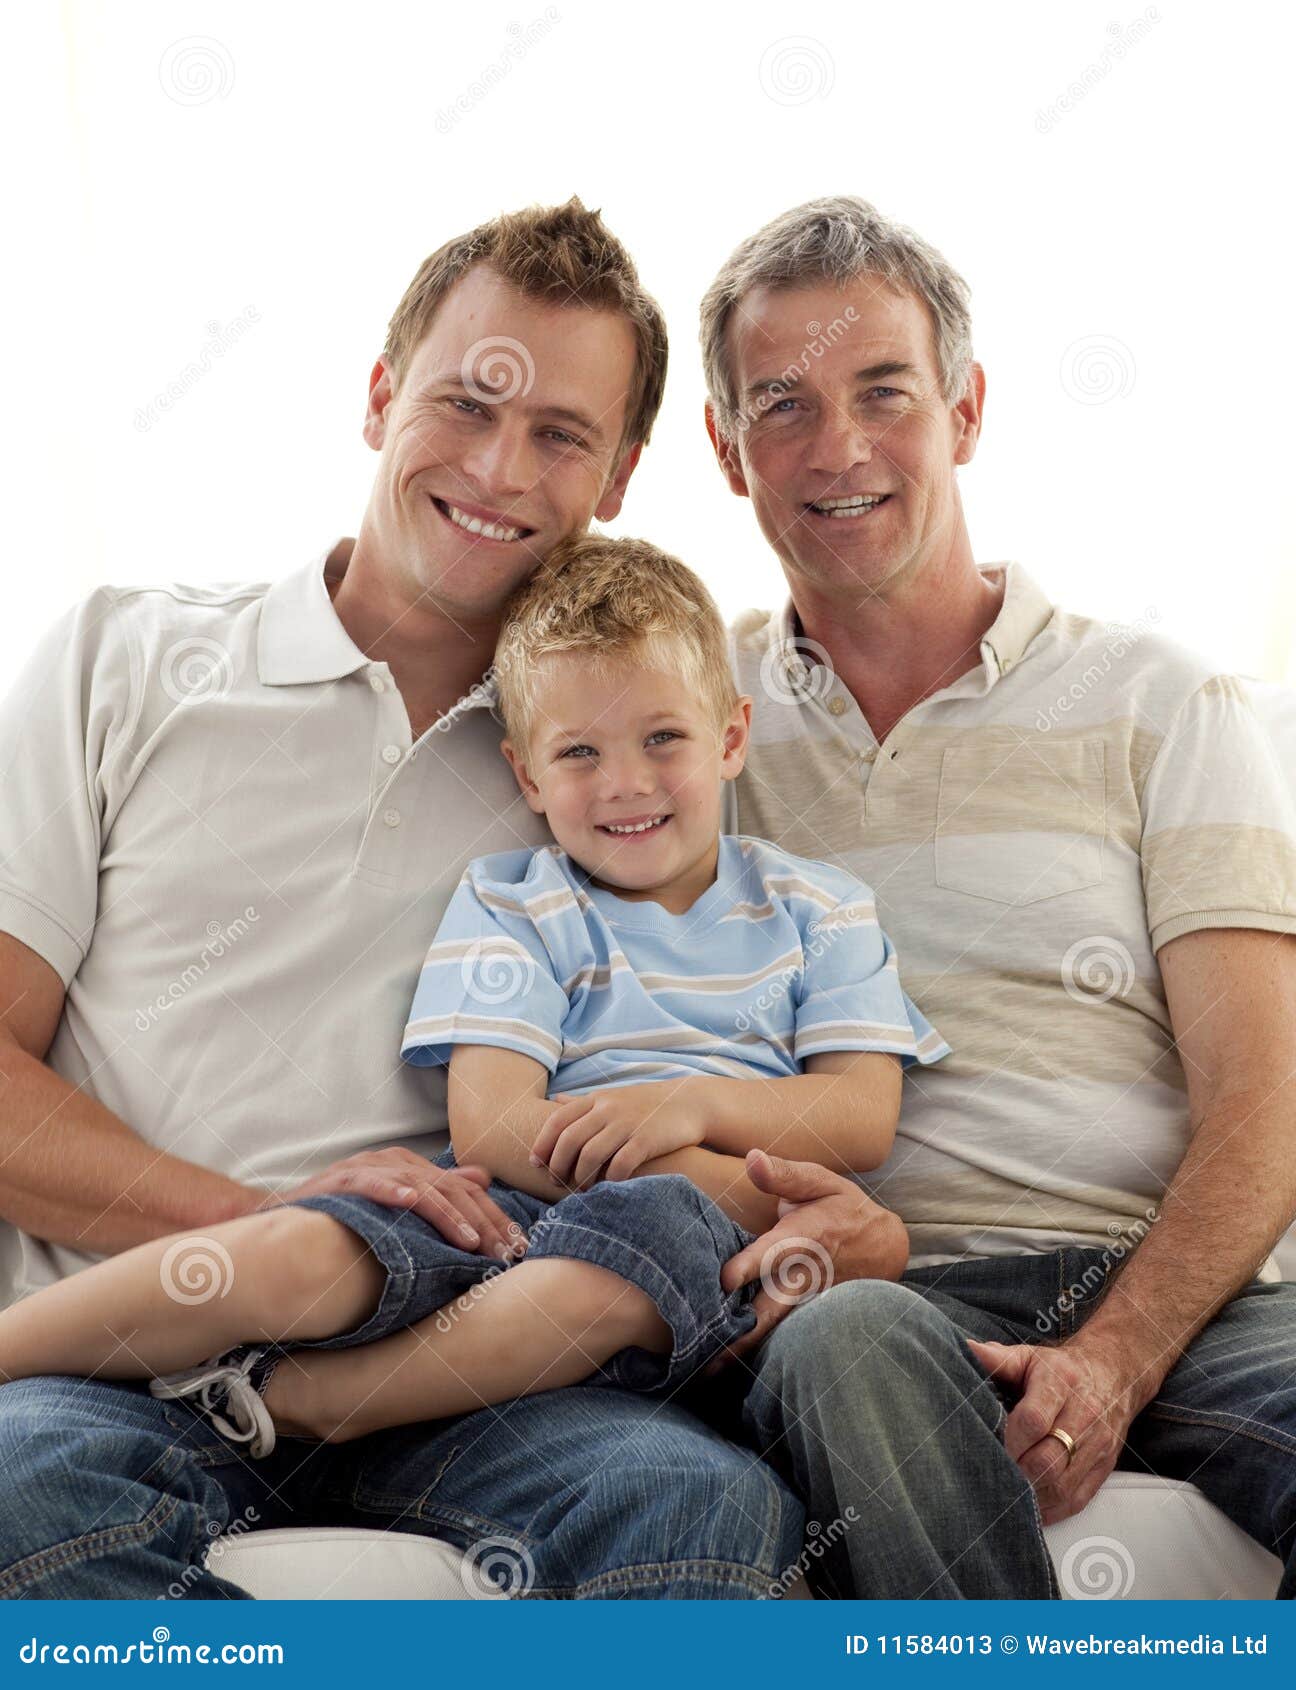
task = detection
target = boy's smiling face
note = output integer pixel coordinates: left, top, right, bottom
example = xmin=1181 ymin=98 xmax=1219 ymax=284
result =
xmin=503 ymin=650 xmax=750 ymax=913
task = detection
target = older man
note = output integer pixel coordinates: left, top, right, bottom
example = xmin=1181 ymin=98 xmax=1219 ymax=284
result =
xmin=0 ymin=199 xmax=840 ymax=1598
xmin=700 ymin=196 xmax=1296 ymax=1598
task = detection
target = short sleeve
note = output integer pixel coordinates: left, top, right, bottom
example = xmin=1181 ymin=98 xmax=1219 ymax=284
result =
xmin=0 ymin=591 xmax=138 ymax=987
xmin=793 ymin=888 xmax=951 ymax=1069
xmin=400 ymin=868 xmax=571 ymax=1072
xmin=1140 ymin=676 xmax=1296 ymax=953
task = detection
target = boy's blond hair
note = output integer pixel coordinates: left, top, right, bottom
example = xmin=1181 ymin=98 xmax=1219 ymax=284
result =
xmin=495 ymin=535 xmax=739 ymax=750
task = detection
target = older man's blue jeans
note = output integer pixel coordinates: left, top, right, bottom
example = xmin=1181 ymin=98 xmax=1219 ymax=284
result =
xmin=717 ymin=1245 xmax=1296 ymax=1598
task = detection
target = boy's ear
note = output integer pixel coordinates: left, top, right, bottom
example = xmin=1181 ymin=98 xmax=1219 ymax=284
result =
xmin=719 ymin=695 xmax=753 ymax=781
xmin=501 ymin=739 xmax=546 ymax=815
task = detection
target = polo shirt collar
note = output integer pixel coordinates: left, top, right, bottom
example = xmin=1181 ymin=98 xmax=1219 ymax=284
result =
xmin=257 ymin=542 xmax=374 ymax=686
xmin=775 ymin=561 xmax=1055 ymax=689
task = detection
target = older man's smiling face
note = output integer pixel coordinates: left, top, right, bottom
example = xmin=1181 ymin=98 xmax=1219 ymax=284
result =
xmin=363 ymin=263 xmax=641 ymax=624
xmin=713 ymin=276 xmax=981 ymax=603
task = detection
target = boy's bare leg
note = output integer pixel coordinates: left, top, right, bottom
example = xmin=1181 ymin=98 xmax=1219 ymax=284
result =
xmin=265 ymin=1257 xmax=671 ymax=1443
xmin=0 ymin=1208 xmax=384 ymax=1383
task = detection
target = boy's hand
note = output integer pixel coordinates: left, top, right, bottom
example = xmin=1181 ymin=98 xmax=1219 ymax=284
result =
xmin=530 ymin=1086 xmax=706 ymax=1189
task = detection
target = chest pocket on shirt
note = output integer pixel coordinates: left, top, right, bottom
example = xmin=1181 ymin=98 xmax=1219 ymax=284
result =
xmin=934 ymin=738 xmax=1106 ymax=904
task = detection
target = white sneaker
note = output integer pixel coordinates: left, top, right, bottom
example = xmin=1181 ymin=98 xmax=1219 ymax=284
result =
xmin=149 ymin=1347 xmax=278 ymax=1457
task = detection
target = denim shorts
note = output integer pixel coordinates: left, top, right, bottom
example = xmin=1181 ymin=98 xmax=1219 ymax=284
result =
xmin=286 ymin=1153 xmax=759 ymax=1396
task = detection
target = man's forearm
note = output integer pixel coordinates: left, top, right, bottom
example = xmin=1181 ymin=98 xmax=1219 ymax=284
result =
xmin=1076 ymin=1089 xmax=1296 ymax=1406
xmin=0 ymin=1040 xmax=264 ymax=1252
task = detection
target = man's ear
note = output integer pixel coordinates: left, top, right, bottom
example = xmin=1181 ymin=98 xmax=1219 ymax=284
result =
xmin=704 ymin=402 xmax=749 ymax=499
xmin=501 ymin=739 xmax=546 ymax=815
xmin=719 ymin=695 xmax=753 ymax=781
xmin=594 ymin=441 xmax=643 ymax=523
xmin=362 ymin=354 xmax=397 ymax=452
xmin=951 ymin=361 xmax=986 ymax=468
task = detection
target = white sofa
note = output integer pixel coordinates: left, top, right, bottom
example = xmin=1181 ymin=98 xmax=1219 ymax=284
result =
xmin=210 ymin=684 xmax=1295 ymax=1601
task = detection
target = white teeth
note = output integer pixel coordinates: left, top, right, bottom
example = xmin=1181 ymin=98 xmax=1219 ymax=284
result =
xmin=602 ymin=816 xmax=669 ymax=835
xmin=440 ymin=500 xmax=526 ymax=542
xmin=810 ymin=494 xmax=887 ymax=516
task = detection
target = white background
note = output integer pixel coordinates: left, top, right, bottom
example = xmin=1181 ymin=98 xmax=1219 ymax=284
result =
xmin=3 ymin=0 xmax=1293 ymax=684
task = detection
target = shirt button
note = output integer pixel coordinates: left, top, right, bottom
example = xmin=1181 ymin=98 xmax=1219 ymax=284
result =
xmin=368 ymin=673 xmax=386 ymax=693
xmin=381 ymin=745 xmax=402 ymax=765
xmin=862 ymin=746 xmax=878 ymax=764
xmin=827 ymin=696 xmax=847 ymax=717
xmin=382 ymin=808 xmax=401 ymax=828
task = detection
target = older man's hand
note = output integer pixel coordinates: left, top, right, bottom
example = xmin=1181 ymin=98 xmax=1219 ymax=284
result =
xmin=965 ymin=1329 xmax=1155 ymax=1524
xmin=703 ymin=1149 xmax=909 ymax=1374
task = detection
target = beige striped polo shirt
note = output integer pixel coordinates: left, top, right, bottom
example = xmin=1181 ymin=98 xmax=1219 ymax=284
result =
xmin=728 ymin=563 xmax=1296 ymax=1268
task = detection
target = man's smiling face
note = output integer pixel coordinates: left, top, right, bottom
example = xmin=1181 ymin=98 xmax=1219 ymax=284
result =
xmin=363 ymin=264 xmax=640 ymax=623
xmin=713 ymin=276 xmax=981 ymax=602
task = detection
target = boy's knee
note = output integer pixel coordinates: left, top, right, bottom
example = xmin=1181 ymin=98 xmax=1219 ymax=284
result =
xmin=205 ymin=1206 xmax=382 ymax=1330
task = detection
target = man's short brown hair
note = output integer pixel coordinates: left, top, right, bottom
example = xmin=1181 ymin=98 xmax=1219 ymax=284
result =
xmin=384 ymin=197 xmax=668 ymax=457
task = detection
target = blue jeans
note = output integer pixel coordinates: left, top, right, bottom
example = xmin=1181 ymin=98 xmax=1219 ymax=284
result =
xmin=287 ymin=1168 xmax=758 ymax=1395
xmin=716 ymin=1246 xmax=1296 ymax=1598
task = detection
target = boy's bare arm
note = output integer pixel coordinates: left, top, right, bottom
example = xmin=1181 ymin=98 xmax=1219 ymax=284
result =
xmin=679 ymin=1050 xmax=903 ymax=1172
xmin=447 ymin=1045 xmax=571 ymax=1201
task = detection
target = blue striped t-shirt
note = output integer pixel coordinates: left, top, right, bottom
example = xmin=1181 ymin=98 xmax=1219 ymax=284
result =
xmin=400 ymin=836 xmax=949 ymax=1092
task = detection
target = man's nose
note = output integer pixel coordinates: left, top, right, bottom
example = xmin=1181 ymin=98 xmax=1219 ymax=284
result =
xmin=458 ymin=417 xmax=532 ymax=499
xmin=805 ymin=407 xmax=875 ymax=477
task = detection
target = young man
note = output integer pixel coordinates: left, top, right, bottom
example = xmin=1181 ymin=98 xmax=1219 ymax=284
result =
xmin=0 ymin=200 xmax=846 ymax=1599
xmin=701 ymin=195 xmax=1296 ymax=1599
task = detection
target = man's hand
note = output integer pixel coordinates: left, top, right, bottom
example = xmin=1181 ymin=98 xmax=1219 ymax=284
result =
xmin=262 ymin=1149 xmax=526 ymax=1261
xmin=529 ymin=1086 xmax=706 ymax=1189
xmin=965 ymin=1329 xmax=1154 ymax=1525
xmin=703 ymin=1149 xmax=909 ymax=1374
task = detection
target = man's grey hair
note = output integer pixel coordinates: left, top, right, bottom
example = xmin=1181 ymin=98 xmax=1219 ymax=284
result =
xmin=699 ymin=195 xmax=974 ymax=435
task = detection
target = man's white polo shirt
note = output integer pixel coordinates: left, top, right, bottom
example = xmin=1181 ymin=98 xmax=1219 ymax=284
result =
xmin=729 ymin=563 xmax=1296 ymax=1270
xmin=0 ymin=542 xmax=548 ymax=1305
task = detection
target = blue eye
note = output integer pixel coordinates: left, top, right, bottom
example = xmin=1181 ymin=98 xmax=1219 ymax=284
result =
xmin=647 ymin=730 xmax=682 ymax=747
xmin=559 ymin=744 xmax=596 ymax=760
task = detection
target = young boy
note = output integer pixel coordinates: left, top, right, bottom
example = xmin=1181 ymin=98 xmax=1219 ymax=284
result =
xmin=0 ymin=536 xmax=948 ymax=1456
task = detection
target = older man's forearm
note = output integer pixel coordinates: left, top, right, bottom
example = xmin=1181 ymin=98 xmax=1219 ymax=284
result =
xmin=1076 ymin=1090 xmax=1296 ymax=1404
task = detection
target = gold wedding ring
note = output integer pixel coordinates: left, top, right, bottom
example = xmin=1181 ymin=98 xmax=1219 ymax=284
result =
xmin=1045 ymin=1426 xmax=1077 ymax=1466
